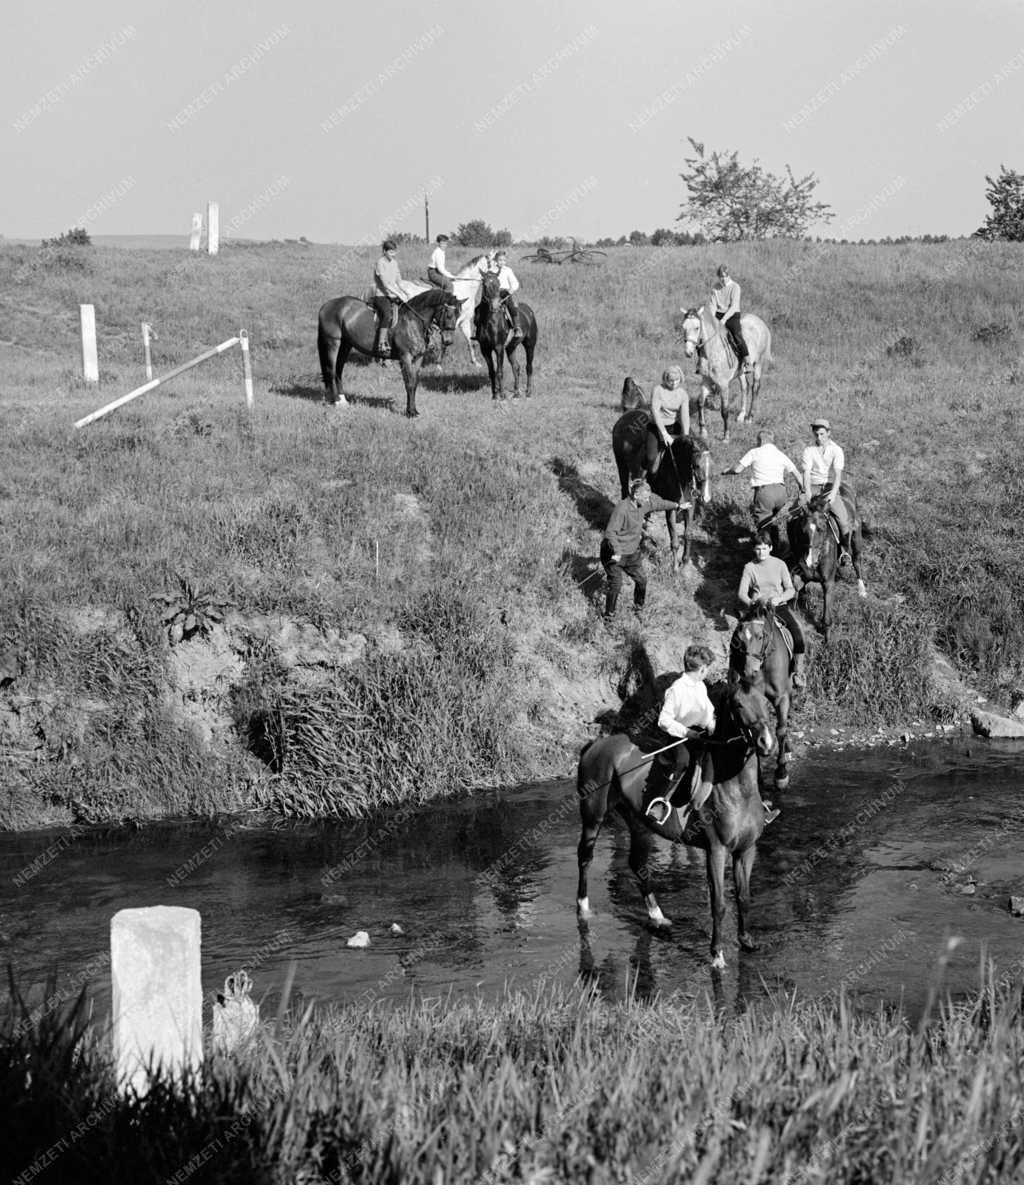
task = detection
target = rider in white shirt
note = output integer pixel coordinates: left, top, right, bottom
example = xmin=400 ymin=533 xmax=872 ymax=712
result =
xmin=427 ymin=234 xmax=456 ymax=292
xmin=722 ymin=429 xmax=801 ymax=523
xmin=802 ymin=418 xmax=853 ymax=562
xmin=492 ymin=250 xmax=522 ymax=341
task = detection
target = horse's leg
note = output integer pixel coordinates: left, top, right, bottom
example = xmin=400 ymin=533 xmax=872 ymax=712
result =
xmin=333 ymin=342 xmax=352 ymax=407
xmin=850 ymin=522 xmax=867 ymax=599
xmin=706 ymin=842 xmax=728 ymax=968
xmin=821 ymin=576 xmax=834 ymax=642
xmin=460 ymin=318 xmax=481 ymax=368
xmin=733 ymin=846 xmax=758 ymax=953
xmin=523 ymin=335 xmax=534 ymax=397
xmin=747 ymin=361 xmax=762 ymax=422
xmin=721 ymin=389 xmax=731 ymax=445
xmin=627 ymin=815 xmax=671 ymax=929
xmin=400 ymin=354 xmax=421 ymax=418
xmin=736 ymin=370 xmax=749 ymax=424
xmin=665 ymin=508 xmax=681 ymax=572
xmin=774 ymin=691 xmax=792 ymax=790
xmin=576 ymin=815 xmax=605 ymax=920
xmin=483 ymin=349 xmax=499 ymax=400
xmin=495 ymin=344 xmax=506 ymax=400
xmin=506 ymin=343 xmax=522 ymax=399
xmin=697 ymin=385 xmax=708 ymax=438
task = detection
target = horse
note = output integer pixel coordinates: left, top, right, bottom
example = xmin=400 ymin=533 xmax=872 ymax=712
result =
xmin=407 ymin=255 xmax=490 ymax=367
xmin=611 ymin=408 xmax=711 ymax=569
xmin=785 ymin=489 xmax=867 ymax=641
xmin=475 ymin=271 xmax=538 ymax=400
xmin=575 ymin=679 xmax=777 ymax=969
xmin=729 ymin=607 xmax=795 ymax=789
xmin=316 ymin=287 xmax=461 ymax=417
xmin=620 ymin=376 xmax=648 ymax=411
xmin=678 ymin=306 xmax=772 ymax=442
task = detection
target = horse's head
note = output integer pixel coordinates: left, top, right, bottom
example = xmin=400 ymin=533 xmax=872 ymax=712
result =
xmin=730 ymin=616 xmax=771 ymax=684
xmin=438 ymin=291 xmax=461 ymax=335
xmin=621 ymin=376 xmax=648 ymax=411
xmin=726 ymin=679 xmax=776 ymax=757
xmin=788 ymin=500 xmax=830 ymax=574
xmin=679 ymin=307 xmax=703 ymax=359
xmin=481 ymin=271 xmax=503 ymax=308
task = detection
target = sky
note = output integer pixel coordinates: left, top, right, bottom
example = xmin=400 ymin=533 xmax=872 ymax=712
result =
xmin=2 ymin=0 xmax=1022 ymax=244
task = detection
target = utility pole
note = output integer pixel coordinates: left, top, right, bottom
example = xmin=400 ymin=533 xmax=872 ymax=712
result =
xmin=424 ymin=192 xmax=430 ymax=243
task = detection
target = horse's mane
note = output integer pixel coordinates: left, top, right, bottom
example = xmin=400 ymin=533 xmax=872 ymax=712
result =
xmin=453 ymin=255 xmax=487 ymax=278
xmin=406 ymin=286 xmax=447 ymax=311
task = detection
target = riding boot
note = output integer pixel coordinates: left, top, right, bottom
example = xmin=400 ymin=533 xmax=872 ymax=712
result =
xmin=374 ymin=327 xmax=391 ymax=363
xmin=792 ymin=652 xmax=807 ymax=689
xmin=603 ymin=591 xmax=619 ymax=620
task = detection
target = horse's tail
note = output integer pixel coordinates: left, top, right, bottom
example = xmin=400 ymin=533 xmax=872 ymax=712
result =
xmin=762 ymin=324 xmax=773 ymax=365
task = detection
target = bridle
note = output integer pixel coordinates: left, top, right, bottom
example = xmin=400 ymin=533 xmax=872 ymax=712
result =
xmin=729 ymin=611 xmax=775 ymax=677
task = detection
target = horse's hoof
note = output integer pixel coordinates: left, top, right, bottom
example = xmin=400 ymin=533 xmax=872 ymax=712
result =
xmin=710 ymin=951 xmax=726 ymax=970
xmin=775 ymin=773 xmax=790 ymax=791
xmin=576 ymin=898 xmax=591 ymax=919
xmin=857 ymin=580 xmax=867 ymax=599
xmin=406 ymin=410 xmax=420 ymax=419
xmin=737 ymin=411 xmax=746 ymax=423
xmin=646 ymin=904 xmax=671 ymax=929
xmin=739 ymin=933 xmax=759 ymax=953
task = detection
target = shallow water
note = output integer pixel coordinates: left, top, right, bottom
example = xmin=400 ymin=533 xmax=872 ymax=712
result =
xmin=3 ymin=736 xmax=1024 ymax=1024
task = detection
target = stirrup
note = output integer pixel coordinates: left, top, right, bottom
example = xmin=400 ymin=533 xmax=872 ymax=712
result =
xmin=645 ymin=797 xmax=672 ymax=826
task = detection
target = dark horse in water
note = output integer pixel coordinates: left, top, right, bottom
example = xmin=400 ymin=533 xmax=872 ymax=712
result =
xmin=576 ymin=680 xmax=777 ymax=968
xmin=729 ymin=607 xmax=795 ymax=789
xmin=785 ymin=489 xmax=867 ymax=641
xmin=612 ymin=408 xmax=711 ymax=569
xmin=316 ymin=288 xmax=461 ymax=417
xmin=475 ymin=272 xmax=538 ymax=400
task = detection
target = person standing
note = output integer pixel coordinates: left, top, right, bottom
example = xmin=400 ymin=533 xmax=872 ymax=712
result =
xmin=372 ymin=239 xmax=408 ymax=362
xmin=737 ymin=534 xmax=807 ymax=688
xmin=708 ymin=263 xmax=748 ymax=367
xmin=721 ymin=428 xmax=802 ymax=524
xmin=427 ymin=233 xmax=456 ymax=292
xmin=802 ymin=418 xmax=853 ymax=563
xmin=601 ymin=477 xmax=678 ymax=622
xmin=645 ymin=644 xmax=717 ymax=828
xmin=645 ymin=365 xmax=690 ymax=475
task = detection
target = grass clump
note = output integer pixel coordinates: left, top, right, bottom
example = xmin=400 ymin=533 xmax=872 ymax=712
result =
xmin=7 ymin=969 xmax=1024 ymax=1183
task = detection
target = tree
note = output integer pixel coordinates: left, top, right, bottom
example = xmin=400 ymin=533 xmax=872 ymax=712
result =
xmin=455 ymin=220 xmax=511 ymax=247
xmin=974 ymin=166 xmax=1024 ymax=241
xmin=677 ymin=138 xmax=833 ymax=242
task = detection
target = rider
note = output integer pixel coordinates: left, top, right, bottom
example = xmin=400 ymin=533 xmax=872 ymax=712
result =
xmin=645 ymin=365 xmax=690 ymax=476
xmin=427 ymin=233 xmax=455 ymax=293
xmin=708 ymin=263 xmax=748 ymax=369
xmin=802 ymin=418 xmax=853 ymax=565
xmin=492 ymin=249 xmax=523 ymax=341
xmin=645 ymin=644 xmax=716 ymax=829
xmin=372 ymin=239 xmax=408 ymax=362
xmin=738 ymin=533 xmax=807 ymax=689
xmin=721 ymin=428 xmax=801 ymax=525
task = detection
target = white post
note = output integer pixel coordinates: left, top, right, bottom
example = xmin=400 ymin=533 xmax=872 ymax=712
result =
xmin=111 ymin=906 xmax=202 ymax=1097
xmin=189 ymin=212 xmax=202 ymax=252
xmin=207 ymin=201 xmax=219 ymax=255
xmin=80 ymin=304 xmax=99 ymax=384
xmin=141 ymin=322 xmax=154 ymax=381
xmin=239 ymin=329 xmax=254 ymax=409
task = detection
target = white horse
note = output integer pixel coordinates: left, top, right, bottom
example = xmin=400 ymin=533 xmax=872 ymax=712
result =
xmin=406 ymin=255 xmax=489 ymax=367
xmin=679 ymin=306 xmax=772 ymax=442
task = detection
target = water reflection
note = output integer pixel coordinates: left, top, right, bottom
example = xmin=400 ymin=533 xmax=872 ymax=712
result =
xmin=3 ymin=739 xmax=1024 ymax=1025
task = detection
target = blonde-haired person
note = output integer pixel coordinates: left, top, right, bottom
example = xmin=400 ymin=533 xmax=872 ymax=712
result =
xmin=645 ymin=365 xmax=690 ymax=475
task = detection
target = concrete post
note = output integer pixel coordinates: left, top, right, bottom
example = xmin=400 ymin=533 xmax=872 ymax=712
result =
xmin=189 ymin=212 xmax=202 ymax=251
xmin=80 ymin=304 xmax=99 ymax=383
xmin=207 ymin=201 xmax=219 ymax=255
xmin=111 ymin=906 xmax=202 ymax=1096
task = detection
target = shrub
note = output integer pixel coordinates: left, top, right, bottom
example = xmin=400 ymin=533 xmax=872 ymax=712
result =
xmin=41 ymin=227 xmax=91 ymax=247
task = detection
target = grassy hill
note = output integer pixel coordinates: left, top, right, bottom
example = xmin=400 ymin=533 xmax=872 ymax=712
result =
xmin=0 ymin=238 xmax=1021 ymax=828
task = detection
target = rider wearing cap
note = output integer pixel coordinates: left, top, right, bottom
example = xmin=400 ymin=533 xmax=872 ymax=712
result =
xmin=802 ymin=418 xmax=853 ymax=563
xmin=427 ymin=234 xmax=456 ymax=293
xmin=645 ymin=365 xmax=690 ymax=476
xmin=372 ymin=239 xmax=408 ymax=361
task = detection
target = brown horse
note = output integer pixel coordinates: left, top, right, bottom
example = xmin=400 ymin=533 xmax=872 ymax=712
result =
xmin=612 ymin=408 xmax=711 ymax=569
xmin=316 ymin=287 xmax=461 ymax=417
xmin=786 ymin=489 xmax=867 ymax=641
xmin=678 ymin=306 xmax=772 ymax=442
xmin=729 ymin=608 xmax=795 ymax=789
xmin=475 ymin=272 xmax=538 ymax=400
xmin=575 ymin=680 xmax=776 ymax=969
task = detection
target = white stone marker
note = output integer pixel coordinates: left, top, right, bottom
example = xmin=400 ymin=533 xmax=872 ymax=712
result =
xmin=111 ymin=906 xmax=202 ymax=1095
xmin=189 ymin=211 xmax=202 ymax=251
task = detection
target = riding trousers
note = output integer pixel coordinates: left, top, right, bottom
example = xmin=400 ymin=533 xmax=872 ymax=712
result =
xmin=600 ymin=539 xmax=646 ymax=615
xmin=751 ymin=483 xmax=789 ymax=522
xmin=372 ymin=296 xmax=401 ymax=329
xmin=426 ymin=268 xmax=453 ymax=293
xmin=645 ymin=422 xmax=681 ymax=474
xmin=715 ymin=310 xmax=748 ymax=361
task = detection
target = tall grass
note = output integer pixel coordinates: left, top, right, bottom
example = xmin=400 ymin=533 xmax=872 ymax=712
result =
xmin=6 ymin=967 xmax=1024 ymax=1183
xmin=1 ymin=238 xmax=1023 ymax=824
